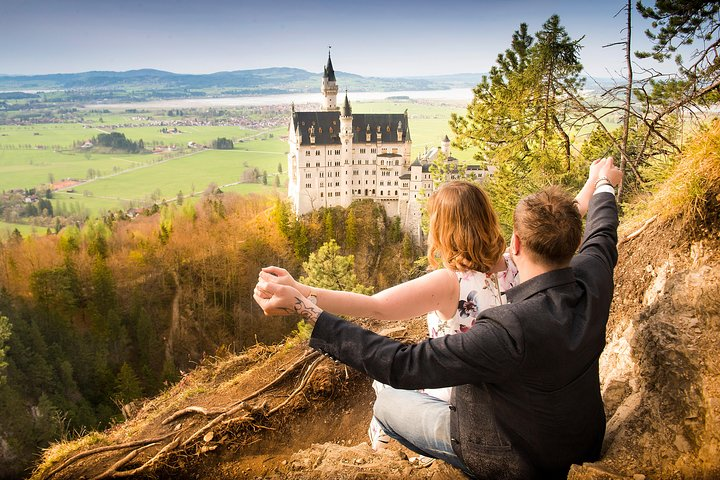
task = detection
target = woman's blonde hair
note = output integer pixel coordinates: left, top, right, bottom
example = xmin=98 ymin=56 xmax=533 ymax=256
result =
xmin=426 ymin=180 xmax=505 ymax=272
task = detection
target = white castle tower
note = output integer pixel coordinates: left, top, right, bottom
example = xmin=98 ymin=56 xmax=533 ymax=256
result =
xmin=321 ymin=52 xmax=339 ymax=111
xmin=286 ymin=52 xmax=491 ymax=241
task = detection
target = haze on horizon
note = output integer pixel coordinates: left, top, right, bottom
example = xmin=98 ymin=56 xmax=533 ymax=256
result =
xmin=1 ymin=0 xmax=671 ymax=79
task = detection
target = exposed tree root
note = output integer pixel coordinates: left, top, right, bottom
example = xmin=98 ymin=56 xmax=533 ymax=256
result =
xmin=268 ymin=355 xmax=326 ymax=415
xmin=93 ymin=442 xmax=159 ymax=480
xmin=43 ymin=349 xmax=325 ymax=479
xmin=42 ymin=433 xmax=175 ymax=479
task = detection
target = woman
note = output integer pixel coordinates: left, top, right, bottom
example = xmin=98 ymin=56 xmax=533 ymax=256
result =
xmin=260 ymin=181 xmax=519 ymax=450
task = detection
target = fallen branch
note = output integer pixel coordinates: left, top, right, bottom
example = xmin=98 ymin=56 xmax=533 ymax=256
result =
xmin=620 ymin=215 xmax=657 ymax=245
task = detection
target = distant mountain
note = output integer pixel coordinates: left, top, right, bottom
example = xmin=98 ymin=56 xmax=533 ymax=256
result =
xmin=0 ymin=67 xmax=485 ymax=94
xmin=0 ymin=68 xmax=615 ymax=104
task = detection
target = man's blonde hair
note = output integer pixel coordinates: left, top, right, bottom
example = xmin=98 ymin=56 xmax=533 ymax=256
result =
xmin=427 ymin=181 xmax=505 ymax=272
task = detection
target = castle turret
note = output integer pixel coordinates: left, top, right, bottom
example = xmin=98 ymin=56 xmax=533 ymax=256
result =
xmin=321 ymin=51 xmax=339 ymax=111
xmin=340 ymin=92 xmax=353 ymax=146
xmin=340 ymin=92 xmax=353 ymax=207
xmin=441 ymin=134 xmax=451 ymax=156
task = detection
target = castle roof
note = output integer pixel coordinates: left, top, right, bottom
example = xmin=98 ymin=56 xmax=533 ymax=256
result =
xmin=323 ymin=52 xmax=336 ymax=82
xmin=291 ymin=111 xmax=411 ymax=146
xmin=342 ymin=92 xmax=351 ymax=117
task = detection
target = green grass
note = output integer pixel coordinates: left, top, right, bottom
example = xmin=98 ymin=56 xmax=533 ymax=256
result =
xmin=113 ymin=125 xmax=261 ymax=146
xmin=0 ymin=123 xmax=93 ymax=148
xmin=0 ymin=149 xmax=155 ymax=191
xmin=69 ymin=148 xmax=287 ymax=206
xmin=0 ymin=220 xmax=48 ymax=238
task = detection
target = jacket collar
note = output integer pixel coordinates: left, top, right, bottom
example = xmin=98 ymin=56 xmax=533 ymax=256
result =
xmin=505 ymin=267 xmax=576 ymax=303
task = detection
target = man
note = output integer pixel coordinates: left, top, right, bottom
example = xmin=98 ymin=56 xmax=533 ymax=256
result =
xmin=255 ymin=158 xmax=622 ymax=479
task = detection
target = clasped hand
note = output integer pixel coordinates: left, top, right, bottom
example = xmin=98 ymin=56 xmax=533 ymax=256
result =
xmin=253 ymin=267 xmax=312 ymax=318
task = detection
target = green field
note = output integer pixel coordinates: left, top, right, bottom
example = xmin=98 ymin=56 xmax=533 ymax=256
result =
xmin=0 ymin=220 xmax=47 ymax=238
xmin=3 ymin=99 xmax=476 ymax=224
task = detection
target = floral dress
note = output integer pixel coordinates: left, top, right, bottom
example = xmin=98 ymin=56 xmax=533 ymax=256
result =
xmin=367 ymin=255 xmax=519 ymax=450
xmin=423 ymin=253 xmax=519 ymax=402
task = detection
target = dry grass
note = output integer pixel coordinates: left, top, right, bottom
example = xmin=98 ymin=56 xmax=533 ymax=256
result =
xmin=624 ymin=119 xmax=720 ymax=240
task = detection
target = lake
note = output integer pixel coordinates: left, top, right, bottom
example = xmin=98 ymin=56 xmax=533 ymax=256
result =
xmin=88 ymin=88 xmax=475 ymax=110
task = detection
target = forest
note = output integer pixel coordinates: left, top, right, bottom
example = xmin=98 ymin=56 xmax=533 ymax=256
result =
xmin=0 ymin=191 xmax=419 ymax=476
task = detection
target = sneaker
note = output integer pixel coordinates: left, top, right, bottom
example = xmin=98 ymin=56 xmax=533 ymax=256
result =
xmin=368 ymin=416 xmax=391 ymax=450
xmin=409 ymin=455 xmax=436 ymax=468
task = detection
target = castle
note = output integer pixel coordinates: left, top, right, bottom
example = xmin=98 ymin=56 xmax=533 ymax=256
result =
xmin=286 ymin=53 xmax=491 ymax=238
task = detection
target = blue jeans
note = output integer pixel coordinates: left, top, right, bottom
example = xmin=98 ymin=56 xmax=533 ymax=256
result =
xmin=373 ymin=386 xmax=475 ymax=477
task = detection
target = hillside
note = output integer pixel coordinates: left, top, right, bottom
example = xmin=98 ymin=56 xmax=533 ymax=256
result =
xmin=0 ymin=68 xmax=483 ymax=102
xmin=30 ymin=124 xmax=720 ymax=479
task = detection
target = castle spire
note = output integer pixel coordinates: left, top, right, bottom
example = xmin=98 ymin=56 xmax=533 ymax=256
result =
xmin=323 ymin=48 xmax=336 ymax=82
xmin=342 ymin=90 xmax=352 ymax=117
xmin=321 ymin=48 xmax=339 ymax=111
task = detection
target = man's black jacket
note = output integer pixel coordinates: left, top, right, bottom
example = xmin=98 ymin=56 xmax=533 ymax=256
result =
xmin=309 ymin=191 xmax=619 ymax=479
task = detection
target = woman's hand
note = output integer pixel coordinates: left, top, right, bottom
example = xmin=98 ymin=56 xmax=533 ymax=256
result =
xmin=260 ymin=266 xmax=306 ymax=295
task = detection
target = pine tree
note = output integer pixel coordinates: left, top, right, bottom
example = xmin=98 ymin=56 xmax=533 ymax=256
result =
xmin=450 ymin=16 xmax=586 ymax=232
xmin=300 ymin=240 xmax=372 ymax=294
xmin=0 ymin=315 xmax=10 ymax=385
xmin=114 ymin=362 xmax=143 ymax=404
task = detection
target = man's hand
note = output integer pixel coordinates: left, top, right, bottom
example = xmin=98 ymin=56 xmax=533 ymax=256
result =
xmin=597 ymin=157 xmax=623 ymax=188
xmin=587 ymin=157 xmax=606 ymax=185
xmin=253 ymin=279 xmax=322 ymax=324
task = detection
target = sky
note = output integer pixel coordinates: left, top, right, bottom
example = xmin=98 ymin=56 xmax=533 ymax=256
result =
xmin=0 ymin=0 xmax=673 ymax=78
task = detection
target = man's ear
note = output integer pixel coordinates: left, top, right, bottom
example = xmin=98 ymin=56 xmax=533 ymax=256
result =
xmin=510 ymin=232 xmax=520 ymax=256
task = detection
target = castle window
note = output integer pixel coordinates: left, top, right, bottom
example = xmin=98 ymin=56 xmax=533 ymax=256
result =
xmin=305 ymin=151 xmax=310 ymax=156
xmin=335 ymin=149 xmax=340 ymax=155
xmin=320 ymin=182 xmax=324 ymax=187
xmin=360 ymin=148 xmax=366 ymax=154
xmin=395 ymin=190 xmax=398 ymax=195
xmin=318 ymin=127 xmax=323 ymax=133
xmin=320 ymin=192 xmax=324 ymax=197
xmin=320 ymin=172 xmax=324 ymax=178
xmin=305 ymin=183 xmax=312 ymax=188
xmin=305 ymin=173 xmax=312 ymax=179
xmin=315 ymin=151 xmax=320 ymax=156
xmin=386 ymin=126 xmax=391 ymax=132
xmin=371 ymin=148 xmax=376 ymax=153
xmin=329 ymin=127 xmax=334 ymax=133
xmin=316 ymin=161 xmax=320 ymax=166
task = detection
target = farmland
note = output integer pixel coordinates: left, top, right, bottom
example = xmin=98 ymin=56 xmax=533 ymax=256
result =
xmin=0 ymin=97 xmax=478 ymax=238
